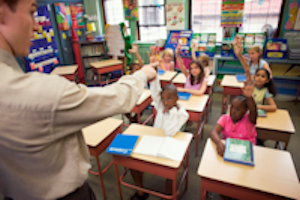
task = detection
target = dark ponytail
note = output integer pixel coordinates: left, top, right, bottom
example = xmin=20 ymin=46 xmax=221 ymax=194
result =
xmin=256 ymin=68 xmax=277 ymax=97
xmin=189 ymin=60 xmax=205 ymax=85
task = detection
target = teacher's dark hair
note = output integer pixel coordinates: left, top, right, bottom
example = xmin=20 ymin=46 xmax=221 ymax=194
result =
xmin=1 ymin=0 xmax=19 ymax=11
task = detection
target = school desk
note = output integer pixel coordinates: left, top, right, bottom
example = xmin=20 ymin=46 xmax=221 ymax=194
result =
xmin=256 ymin=109 xmax=295 ymax=150
xmin=159 ymin=71 xmax=177 ymax=88
xmin=123 ymin=90 xmax=152 ymax=125
xmin=50 ymin=65 xmax=78 ymax=82
xmin=152 ymin=94 xmax=209 ymax=156
xmin=82 ymin=117 xmax=123 ymax=199
xmin=220 ymin=75 xmax=244 ymax=114
xmin=198 ymin=139 xmax=300 ymax=200
xmin=112 ymin=124 xmax=193 ymax=200
xmin=90 ymin=59 xmax=123 ymax=86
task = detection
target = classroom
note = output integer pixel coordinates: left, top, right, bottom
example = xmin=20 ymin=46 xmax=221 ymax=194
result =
xmin=1 ymin=0 xmax=300 ymax=200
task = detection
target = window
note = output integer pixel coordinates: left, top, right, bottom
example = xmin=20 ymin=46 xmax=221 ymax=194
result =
xmin=239 ymin=0 xmax=283 ymax=34
xmin=192 ymin=0 xmax=223 ymax=42
xmin=191 ymin=0 xmax=283 ymax=42
xmin=103 ymin=0 xmax=130 ymax=34
xmin=138 ymin=0 xmax=167 ymax=41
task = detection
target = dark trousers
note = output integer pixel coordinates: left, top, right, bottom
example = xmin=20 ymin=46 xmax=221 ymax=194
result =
xmin=5 ymin=182 xmax=96 ymax=200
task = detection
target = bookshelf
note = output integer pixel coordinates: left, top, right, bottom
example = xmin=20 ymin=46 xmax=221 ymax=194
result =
xmin=79 ymin=40 xmax=107 ymax=85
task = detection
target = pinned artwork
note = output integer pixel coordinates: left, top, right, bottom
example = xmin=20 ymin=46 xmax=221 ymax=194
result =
xmin=105 ymin=25 xmax=125 ymax=58
xmin=166 ymin=4 xmax=185 ymax=30
xmin=123 ymin=0 xmax=138 ymax=21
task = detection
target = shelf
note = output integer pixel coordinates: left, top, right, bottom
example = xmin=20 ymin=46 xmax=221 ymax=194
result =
xmin=82 ymin=54 xmax=104 ymax=58
xmin=273 ymin=75 xmax=300 ymax=80
xmin=79 ymin=40 xmax=105 ymax=45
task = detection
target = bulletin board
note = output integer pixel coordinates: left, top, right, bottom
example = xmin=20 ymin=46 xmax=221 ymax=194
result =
xmin=165 ymin=30 xmax=193 ymax=57
xmin=190 ymin=33 xmax=216 ymax=57
xmin=26 ymin=5 xmax=59 ymax=73
xmin=166 ymin=3 xmax=185 ymax=30
xmin=123 ymin=0 xmax=138 ymax=21
xmin=221 ymin=0 xmax=244 ymax=27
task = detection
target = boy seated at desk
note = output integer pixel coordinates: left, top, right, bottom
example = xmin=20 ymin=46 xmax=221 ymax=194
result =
xmin=130 ymin=57 xmax=189 ymax=200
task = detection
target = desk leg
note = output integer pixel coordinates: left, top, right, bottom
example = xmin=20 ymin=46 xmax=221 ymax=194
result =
xmin=172 ymin=178 xmax=177 ymax=200
xmin=137 ymin=112 xmax=141 ymax=124
xmin=185 ymin=152 xmax=189 ymax=192
xmin=96 ymin=156 xmax=107 ymax=199
xmin=200 ymin=188 xmax=207 ymax=200
xmin=114 ymin=163 xmax=123 ymax=200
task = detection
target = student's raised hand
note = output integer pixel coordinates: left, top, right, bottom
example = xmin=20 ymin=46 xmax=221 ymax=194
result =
xmin=216 ymin=141 xmax=225 ymax=156
xmin=192 ymin=42 xmax=196 ymax=50
xmin=128 ymin=45 xmax=139 ymax=54
xmin=242 ymin=81 xmax=254 ymax=98
xmin=150 ymin=45 xmax=156 ymax=56
xmin=175 ymin=43 xmax=182 ymax=56
xmin=233 ymin=35 xmax=243 ymax=56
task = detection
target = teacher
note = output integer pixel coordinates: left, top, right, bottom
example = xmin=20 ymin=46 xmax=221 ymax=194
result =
xmin=0 ymin=0 xmax=157 ymax=200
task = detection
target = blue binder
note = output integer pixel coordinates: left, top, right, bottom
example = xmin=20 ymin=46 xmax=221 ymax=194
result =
xmin=158 ymin=70 xmax=165 ymax=75
xmin=106 ymin=134 xmax=139 ymax=156
xmin=178 ymin=92 xmax=191 ymax=100
xmin=236 ymin=74 xmax=246 ymax=82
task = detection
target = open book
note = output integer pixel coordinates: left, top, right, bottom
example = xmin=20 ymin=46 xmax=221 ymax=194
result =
xmin=133 ymin=135 xmax=188 ymax=161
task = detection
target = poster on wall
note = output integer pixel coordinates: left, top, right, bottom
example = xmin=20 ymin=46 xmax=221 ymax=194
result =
xmin=54 ymin=3 xmax=85 ymax=31
xmin=166 ymin=3 xmax=185 ymax=30
xmin=123 ymin=0 xmax=138 ymax=21
xmin=221 ymin=0 xmax=244 ymax=27
xmin=165 ymin=30 xmax=193 ymax=56
xmin=54 ymin=3 xmax=72 ymax=31
xmin=70 ymin=3 xmax=85 ymax=29
xmin=284 ymin=0 xmax=300 ymax=31
xmin=190 ymin=33 xmax=216 ymax=57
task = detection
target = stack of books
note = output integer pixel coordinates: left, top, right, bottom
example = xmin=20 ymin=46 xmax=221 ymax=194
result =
xmin=288 ymin=48 xmax=300 ymax=60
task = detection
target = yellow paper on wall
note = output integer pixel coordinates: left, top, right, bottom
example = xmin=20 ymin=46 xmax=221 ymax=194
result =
xmin=34 ymin=32 xmax=38 ymax=40
xmin=46 ymin=33 xmax=52 ymax=43
xmin=42 ymin=31 xmax=47 ymax=38
xmin=50 ymin=29 xmax=54 ymax=37
xmin=38 ymin=26 xmax=43 ymax=33
xmin=77 ymin=30 xmax=82 ymax=36
xmin=62 ymin=32 xmax=67 ymax=40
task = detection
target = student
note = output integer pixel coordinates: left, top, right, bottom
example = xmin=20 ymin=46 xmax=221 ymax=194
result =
xmin=150 ymin=46 xmax=175 ymax=71
xmin=210 ymin=82 xmax=257 ymax=156
xmin=191 ymin=43 xmax=211 ymax=77
xmin=233 ymin=36 xmax=277 ymax=112
xmin=130 ymin=56 xmax=189 ymax=200
xmin=129 ymin=45 xmax=143 ymax=73
xmin=176 ymin=43 xmax=208 ymax=96
xmin=233 ymin=36 xmax=272 ymax=77
xmin=252 ymin=68 xmax=277 ymax=112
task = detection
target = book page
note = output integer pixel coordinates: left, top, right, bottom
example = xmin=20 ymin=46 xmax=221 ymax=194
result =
xmin=157 ymin=137 xmax=187 ymax=161
xmin=134 ymin=135 xmax=165 ymax=157
xmin=229 ymin=144 xmax=247 ymax=154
